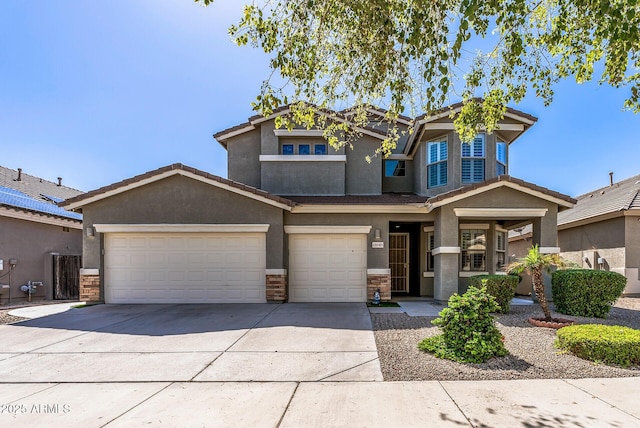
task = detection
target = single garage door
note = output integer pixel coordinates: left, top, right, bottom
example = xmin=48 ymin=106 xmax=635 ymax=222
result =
xmin=289 ymin=234 xmax=367 ymax=302
xmin=104 ymin=232 xmax=266 ymax=303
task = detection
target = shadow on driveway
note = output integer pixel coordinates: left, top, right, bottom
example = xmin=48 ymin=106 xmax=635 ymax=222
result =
xmin=8 ymin=302 xmax=373 ymax=336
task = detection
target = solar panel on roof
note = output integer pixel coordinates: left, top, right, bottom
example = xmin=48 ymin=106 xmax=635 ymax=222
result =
xmin=0 ymin=186 xmax=81 ymax=220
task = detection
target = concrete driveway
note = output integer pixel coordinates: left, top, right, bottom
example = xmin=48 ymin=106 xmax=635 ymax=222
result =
xmin=0 ymin=303 xmax=382 ymax=383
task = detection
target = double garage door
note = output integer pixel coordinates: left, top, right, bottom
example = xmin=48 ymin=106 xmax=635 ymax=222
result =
xmin=104 ymin=232 xmax=266 ymax=303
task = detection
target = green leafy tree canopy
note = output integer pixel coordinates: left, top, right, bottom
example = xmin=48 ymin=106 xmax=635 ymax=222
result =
xmin=197 ymin=0 xmax=640 ymax=154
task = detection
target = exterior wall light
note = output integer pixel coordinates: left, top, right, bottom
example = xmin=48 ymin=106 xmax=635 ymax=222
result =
xmin=374 ymin=229 xmax=381 ymax=240
xmin=86 ymin=227 xmax=95 ymax=237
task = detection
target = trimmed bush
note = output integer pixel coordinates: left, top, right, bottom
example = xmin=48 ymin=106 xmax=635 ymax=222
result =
xmin=468 ymin=274 xmax=519 ymax=313
xmin=552 ymin=269 xmax=626 ymax=318
xmin=418 ymin=286 xmax=508 ymax=363
xmin=556 ymin=324 xmax=640 ymax=367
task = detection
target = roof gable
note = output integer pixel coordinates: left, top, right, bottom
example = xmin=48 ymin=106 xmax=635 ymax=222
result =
xmin=214 ymin=104 xmax=388 ymax=147
xmin=425 ymin=175 xmax=576 ymax=212
xmin=60 ymin=163 xmax=295 ymax=211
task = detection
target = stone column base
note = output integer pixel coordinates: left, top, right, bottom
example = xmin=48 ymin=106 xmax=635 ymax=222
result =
xmin=367 ymin=269 xmax=391 ymax=301
xmin=266 ymin=269 xmax=287 ymax=302
xmin=79 ymin=269 xmax=101 ymax=303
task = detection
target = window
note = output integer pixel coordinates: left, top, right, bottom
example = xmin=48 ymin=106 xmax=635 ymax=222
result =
xmin=427 ymin=140 xmax=447 ymax=188
xmin=426 ymin=231 xmax=435 ymax=271
xmin=495 ymin=231 xmax=506 ymax=271
xmin=461 ymin=134 xmax=485 ymax=183
xmin=280 ymin=142 xmax=327 ymax=155
xmin=461 ymin=229 xmax=486 ymax=271
xmin=385 ymin=160 xmax=406 ymax=177
xmin=496 ymin=141 xmax=507 ymax=175
xmin=282 ymin=144 xmax=294 ymax=155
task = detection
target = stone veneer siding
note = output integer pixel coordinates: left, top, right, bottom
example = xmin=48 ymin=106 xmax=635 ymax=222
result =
xmin=266 ymin=273 xmax=287 ymax=302
xmin=367 ymin=273 xmax=391 ymax=301
xmin=80 ymin=274 xmax=101 ymax=303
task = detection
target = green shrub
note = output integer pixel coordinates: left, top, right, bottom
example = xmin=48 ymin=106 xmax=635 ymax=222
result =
xmin=418 ymin=286 xmax=508 ymax=363
xmin=468 ymin=274 xmax=519 ymax=313
xmin=552 ymin=270 xmax=626 ymax=318
xmin=556 ymin=324 xmax=640 ymax=367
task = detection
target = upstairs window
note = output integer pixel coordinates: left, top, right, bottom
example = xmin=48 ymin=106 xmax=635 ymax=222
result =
xmin=385 ymin=160 xmax=406 ymax=177
xmin=314 ymin=144 xmax=327 ymax=155
xmin=496 ymin=141 xmax=507 ymax=175
xmin=427 ymin=140 xmax=448 ymax=188
xmin=281 ymin=142 xmax=327 ymax=155
xmin=461 ymin=134 xmax=485 ymax=183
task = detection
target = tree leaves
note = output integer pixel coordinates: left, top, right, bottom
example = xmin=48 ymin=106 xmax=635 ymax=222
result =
xmin=197 ymin=0 xmax=640 ymax=148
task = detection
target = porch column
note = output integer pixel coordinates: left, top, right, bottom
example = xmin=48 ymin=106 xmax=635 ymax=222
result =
xmin=433 ymin=207 xmax=460 ymax=303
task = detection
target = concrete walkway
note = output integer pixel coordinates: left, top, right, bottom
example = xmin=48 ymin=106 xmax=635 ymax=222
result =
xmin=0 ymin=378 xmax=637 ymax=427
xmin=8 ymin=301 xmax=85 ymax=319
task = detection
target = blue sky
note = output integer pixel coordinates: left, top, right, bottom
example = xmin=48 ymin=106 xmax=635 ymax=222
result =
xmin=1 ymin=1 xmax=639 ymax=197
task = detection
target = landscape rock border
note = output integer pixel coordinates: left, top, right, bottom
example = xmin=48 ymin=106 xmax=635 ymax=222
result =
xmin=528 ymin=317 xmax=576 ymax=329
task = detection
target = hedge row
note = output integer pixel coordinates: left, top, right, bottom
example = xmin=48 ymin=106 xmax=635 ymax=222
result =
xmin=552 ymin=270 xmax=626 ymax=318
xmin=556 ymin=324 xmax=640 ymax=367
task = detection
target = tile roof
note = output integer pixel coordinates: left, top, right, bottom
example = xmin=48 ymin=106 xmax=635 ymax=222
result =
xmin=558 ymin=173 xmax=640 ymax=225
xmin=0 ymin=166 xmax=83 ymax=221
xmin=284 ymin=194 xmax=428 ymax=205
xmin=426 ymin=175 xmax=576 ymax=207
xmin=59 ymin=163 xmax=297 ymax=209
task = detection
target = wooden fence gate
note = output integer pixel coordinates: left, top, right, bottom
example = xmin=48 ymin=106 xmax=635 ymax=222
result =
xmin=53 ymin=255 xmax=81 ymax=300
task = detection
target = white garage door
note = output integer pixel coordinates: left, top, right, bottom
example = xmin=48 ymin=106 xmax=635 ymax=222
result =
xmin=104 ymin=232 xmax=266 ymax=303
xmin=289 ymin=234 xmax=367 ymax=302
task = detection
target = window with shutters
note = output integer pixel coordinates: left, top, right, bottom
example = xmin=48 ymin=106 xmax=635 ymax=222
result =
xmin=460 ymin=229 xmax=486 ymax=271
xmin=496 ymin=141 xmax=507 ymax=176
xmin=461 ymin=134 xmax=485 ymax=184
xmin=427 ymin=140 xmax=448 ymax=188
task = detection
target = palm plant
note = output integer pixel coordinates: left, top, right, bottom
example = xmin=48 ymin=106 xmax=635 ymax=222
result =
xmin=507 ymin=245 xmax=565 ymax=321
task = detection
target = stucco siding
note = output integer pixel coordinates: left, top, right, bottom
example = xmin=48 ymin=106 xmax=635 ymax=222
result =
xmin=226 ymin=128 xmax=261 ymax=188
xmin=345 ymin=137 xmax=382 ymax=195
xmin=0 ymin=216 xmax=82 ymax=303
xmin=81 ymin=175 xmax=285 ymax=270
xmin=261 ymin=161 xmax=346 ymax=195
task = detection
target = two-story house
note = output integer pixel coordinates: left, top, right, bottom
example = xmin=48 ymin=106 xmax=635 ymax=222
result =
xmin=62 ymin=103 xmax=575 ymax=304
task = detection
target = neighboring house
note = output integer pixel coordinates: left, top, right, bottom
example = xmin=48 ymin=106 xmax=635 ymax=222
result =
xmin=61 ymin=104 xmax=575 ymax=304
xmin=510 ymin=173 xmax=640 ymax=296
xmin=0 ymin=166 xmax=83 ymax=304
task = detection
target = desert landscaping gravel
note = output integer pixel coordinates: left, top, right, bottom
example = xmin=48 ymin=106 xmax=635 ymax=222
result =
xmin=0 ymin=309 xmax=27 ymax=324
xmin=372 ymin=297 xmax=640 ymax=381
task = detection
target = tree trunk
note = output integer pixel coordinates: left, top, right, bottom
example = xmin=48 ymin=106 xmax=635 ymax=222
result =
xmin=532 ymin=267 xmax=552 ymax=321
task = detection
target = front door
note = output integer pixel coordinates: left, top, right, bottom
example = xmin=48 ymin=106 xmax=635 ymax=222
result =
xmin=390 ymin=233 xmax=410 ymax=293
